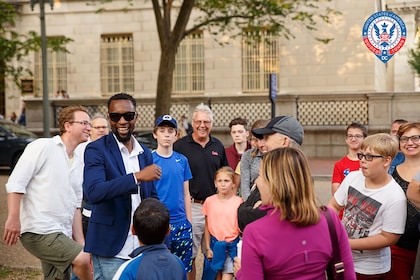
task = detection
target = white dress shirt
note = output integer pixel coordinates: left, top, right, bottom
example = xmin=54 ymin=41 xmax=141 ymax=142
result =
xmin=6 ymin=135 xmax=84 ymax=237
xmin=113 ymin=134 xmax=144 ymax=259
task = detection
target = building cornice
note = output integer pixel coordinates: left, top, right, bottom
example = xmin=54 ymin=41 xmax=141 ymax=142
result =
xmin=387 ymin=1 xmax=420 ymax=13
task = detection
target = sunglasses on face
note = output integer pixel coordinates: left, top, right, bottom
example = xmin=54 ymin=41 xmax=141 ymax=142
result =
xmin=108 ymin=112 xmax=136 ymax=122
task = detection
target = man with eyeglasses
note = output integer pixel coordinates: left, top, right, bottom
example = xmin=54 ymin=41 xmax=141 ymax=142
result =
xmin=174 ymin=103 xmax=228 ymax=280
xmin=83 ymin=93 xmax=161 ymax=280
xmin=331 ymin=122 xmax=368 ymax=196
xmin=329 ymin=133 xmax=407 ymax=279
xmin=4 ymin=106 xmax=93 ymax=280
xmin=75 ymin=113 xmax=110 ymax=238
xmin=90 ymin=114 xmax=109 ymax=141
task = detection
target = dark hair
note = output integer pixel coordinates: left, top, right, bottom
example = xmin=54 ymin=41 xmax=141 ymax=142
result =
xmin=107 ymin=92 xmax=136 ymax=110
xmin=133 ymin=198 xmax=169 ymax=245
xmin=392 ymin=119 xmax=408 ymax=125
xmin=229 ymin=117 xmax=248 ymax=130
xmin=346 ymin=122 xmax=368 ymax=137
xmin=250 ymin=119 xmax=269 ymax=157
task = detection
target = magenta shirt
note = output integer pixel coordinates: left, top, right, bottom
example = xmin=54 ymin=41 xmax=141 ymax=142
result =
xmin=236 ymin=206 xmax=355 ymax=280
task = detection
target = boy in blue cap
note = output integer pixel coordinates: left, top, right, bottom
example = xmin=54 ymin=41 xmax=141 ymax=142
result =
xmin=151 ymin=114 xmax=193 ymax=277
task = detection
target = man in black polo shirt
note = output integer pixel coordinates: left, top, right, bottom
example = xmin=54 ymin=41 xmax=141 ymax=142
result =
xmin=174 ymin=103 xmax=228 ymax=280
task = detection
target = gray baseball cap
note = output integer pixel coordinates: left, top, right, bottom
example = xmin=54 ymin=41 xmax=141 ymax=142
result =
xmin=252 ymin=116 xmax=304 ymax=145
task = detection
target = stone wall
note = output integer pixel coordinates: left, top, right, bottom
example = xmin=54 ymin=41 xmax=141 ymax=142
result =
xmin=23 ymin=91 xmax=420 ymax=158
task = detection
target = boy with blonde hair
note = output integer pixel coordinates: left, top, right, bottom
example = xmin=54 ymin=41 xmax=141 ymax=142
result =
xmin=328 ymin=133 xmax=407 ymax=279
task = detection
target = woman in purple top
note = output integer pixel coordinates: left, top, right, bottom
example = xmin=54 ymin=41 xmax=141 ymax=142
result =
xmin=234 ymin=147 xmax=356 ymax=280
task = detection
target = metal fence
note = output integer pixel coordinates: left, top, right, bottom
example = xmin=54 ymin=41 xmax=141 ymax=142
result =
xmin=51 ymin=94 xmax=369 ymax=129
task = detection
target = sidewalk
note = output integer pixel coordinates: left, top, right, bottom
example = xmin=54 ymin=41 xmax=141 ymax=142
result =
xmin=308 ymin=157 xmax=336 ymax=180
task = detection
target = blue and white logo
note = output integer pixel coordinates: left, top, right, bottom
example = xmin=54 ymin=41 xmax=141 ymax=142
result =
xmin=362 ymin=11 xmax=406 ymax=63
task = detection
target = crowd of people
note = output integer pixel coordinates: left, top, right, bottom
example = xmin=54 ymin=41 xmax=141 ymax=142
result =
xmin=2 ymin=92 xmax=420 ymax=280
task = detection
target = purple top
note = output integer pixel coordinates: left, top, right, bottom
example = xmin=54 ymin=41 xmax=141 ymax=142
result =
xmin=237 ymin=206 xmax=355 ymax=280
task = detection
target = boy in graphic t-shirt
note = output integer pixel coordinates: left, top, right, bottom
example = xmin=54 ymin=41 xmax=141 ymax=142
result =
xmin=329 ymin=133 xmax=407 ymax=279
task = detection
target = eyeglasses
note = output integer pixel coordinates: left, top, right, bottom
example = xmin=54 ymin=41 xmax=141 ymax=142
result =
xmin=193 ymin=120 xmax=211 ymax=126
xmin=70 ymin=121 xmax=92 ymax=127
xmin=109 ymin=112 xmax=136 ymax=122
xmin=346 ymin=134 xmax=364 ymax=140
xmin=356 ymin=153 xmax=384 ymax=161
xmin=93 ymin=126 xmax=108 ymax=130
xmin=399 ymin=135 xmax=420 ymax=144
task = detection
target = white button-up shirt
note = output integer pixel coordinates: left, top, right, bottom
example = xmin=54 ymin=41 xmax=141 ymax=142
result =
xmin=6 ymin=135 xmax=83 ymax=237
xmin=113 ymin=135 xmax=144 ymax=259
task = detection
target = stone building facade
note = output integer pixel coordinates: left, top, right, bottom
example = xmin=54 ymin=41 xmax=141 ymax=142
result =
xmin=4 ymin=0 xmax=420 ymax=157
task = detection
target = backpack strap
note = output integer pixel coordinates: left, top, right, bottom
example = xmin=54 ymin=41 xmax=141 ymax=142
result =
xmin=322 ymin=206 xmax=345 ymax=280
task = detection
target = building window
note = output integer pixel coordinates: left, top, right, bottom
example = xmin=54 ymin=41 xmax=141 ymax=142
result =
xmin=101 ymin=34 xmax=134 ymax=95
xmin=34 ymin=48 xmax=67 ymax=97
xmin=173 ymin=31 xmax=204 ymax=94
xmin=242 ymin=29 xmax=279 ymax=92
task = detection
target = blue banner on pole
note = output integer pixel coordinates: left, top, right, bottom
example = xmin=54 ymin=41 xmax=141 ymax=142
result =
xmin=269 ymin=73 xmax=277 ymax=102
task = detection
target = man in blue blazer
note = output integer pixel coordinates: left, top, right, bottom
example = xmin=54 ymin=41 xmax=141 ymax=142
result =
xmin=83 ymin=93 xmax=161 ymax=280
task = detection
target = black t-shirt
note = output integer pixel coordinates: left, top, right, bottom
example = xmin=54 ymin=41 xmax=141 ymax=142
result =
xmin=237 ymin=187 xmax=267 ymax=232
xmin=392 ymin=169 xmax=420 ymax=251
xmin=174 ymin=134 xmax=228 ymax=200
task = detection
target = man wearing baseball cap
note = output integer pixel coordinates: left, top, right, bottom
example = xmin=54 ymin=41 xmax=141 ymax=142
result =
xmin=237 ymin=115 xmax=304 ymax=231
xmin=152 ymin=114 xmax=193 ymax=277
xmin=251 ymin=115 xmax=304 ymax=150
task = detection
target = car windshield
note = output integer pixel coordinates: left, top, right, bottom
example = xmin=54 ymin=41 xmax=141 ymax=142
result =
xmin=1 ymin=122 xmax=37 ymax=138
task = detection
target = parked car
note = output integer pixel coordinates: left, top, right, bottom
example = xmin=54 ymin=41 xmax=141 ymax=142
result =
xmin=0 ymin=120 xmax=37 ymax=169
xmin=134 ymin=132 xmax=157 ymax=150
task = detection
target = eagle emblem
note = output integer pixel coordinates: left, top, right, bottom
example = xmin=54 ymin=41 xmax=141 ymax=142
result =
xmin=362 ymin=11 xmax=406 ymax=63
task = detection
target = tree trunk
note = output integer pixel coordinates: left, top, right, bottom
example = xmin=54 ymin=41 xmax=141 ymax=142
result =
xmin=155 ymin=44 xmax=177 ymax=119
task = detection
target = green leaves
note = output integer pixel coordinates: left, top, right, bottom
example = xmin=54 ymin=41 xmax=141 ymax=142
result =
xmin=190 ymin=0 xmax=338 ymax=43
xmin=0 ymin=2 xmax=72 ymax=92
xmin=408 ymin=43 xmax=420 ymax=75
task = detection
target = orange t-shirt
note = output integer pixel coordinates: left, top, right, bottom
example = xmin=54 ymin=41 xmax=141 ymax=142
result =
xmin=202 ymin=194 xmax=243 ymax=242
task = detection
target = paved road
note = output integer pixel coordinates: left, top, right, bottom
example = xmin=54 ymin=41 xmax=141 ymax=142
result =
xmin=0 ymin=160 xmax=334 ymax=270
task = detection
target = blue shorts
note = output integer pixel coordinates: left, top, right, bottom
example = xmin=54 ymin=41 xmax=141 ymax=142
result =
xmin=169 ymin=219 xmax=193 ymax=272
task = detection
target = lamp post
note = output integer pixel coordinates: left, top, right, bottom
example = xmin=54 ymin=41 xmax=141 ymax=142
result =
xmin=30 ymin=0 xmax=53 ymax=137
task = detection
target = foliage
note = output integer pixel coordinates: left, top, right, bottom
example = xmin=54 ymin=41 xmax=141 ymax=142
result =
xmin=88 ymin=0 xmax=339 ymax=117
xmin=151 ymin=0 xmax=340 ymax=117
xmin=190 ymin=0 xmax=339 ymax=44
xmin=0 ymin=1 xmax=72 ymax=92
xmin=407 ymin=43 xmax=420 ymax=76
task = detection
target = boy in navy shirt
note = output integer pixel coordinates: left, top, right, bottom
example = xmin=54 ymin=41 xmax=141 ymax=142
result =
xmin=112 ymin=198 xmax=186 ymax=280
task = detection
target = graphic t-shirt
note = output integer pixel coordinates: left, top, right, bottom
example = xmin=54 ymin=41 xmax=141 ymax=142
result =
xmin=334 ymin=171 xmax=407 ymax=275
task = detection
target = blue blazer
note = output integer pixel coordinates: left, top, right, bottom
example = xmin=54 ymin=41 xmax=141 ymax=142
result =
xmin=83 ymin=133 xmax=157 ymax=257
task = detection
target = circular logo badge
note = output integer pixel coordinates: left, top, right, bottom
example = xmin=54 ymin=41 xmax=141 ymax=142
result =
xmin=362 ymin=11 xmax=406 ymax=63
